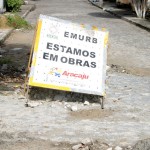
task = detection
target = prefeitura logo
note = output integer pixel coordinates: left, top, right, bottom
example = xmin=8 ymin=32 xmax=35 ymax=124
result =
xmin=49 ymin=68 xmax=62 ymax=77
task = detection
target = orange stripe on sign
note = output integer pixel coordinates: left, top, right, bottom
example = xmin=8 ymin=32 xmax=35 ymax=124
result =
xmin=81 ymin=24 xmax=85 ymax=28
xmin=92 ymin=26 xmax=98 ymax=31
xmin=34 ymin=20 xmax=42 ymax=52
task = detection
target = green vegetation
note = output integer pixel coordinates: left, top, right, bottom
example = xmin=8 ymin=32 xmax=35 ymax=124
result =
xmin=6 ymin=0 xmax=23 ymax=12
xmin=0 ymin=14 xmax=32 ymax=29
xmin=6 ymin=14 xmax=32 ymax=29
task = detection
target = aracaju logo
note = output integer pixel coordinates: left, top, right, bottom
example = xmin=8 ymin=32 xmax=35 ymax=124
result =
xmin=49 ymin=68 xmax=89 ymax=80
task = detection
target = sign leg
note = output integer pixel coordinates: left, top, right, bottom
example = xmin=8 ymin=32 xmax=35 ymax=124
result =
xmin=99 ymin=96 xmax=104 ymax=109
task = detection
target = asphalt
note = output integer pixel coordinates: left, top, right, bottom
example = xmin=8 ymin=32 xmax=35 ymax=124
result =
xmin=1 ymin=0 xmax=150 ymax=44
xmin=89 ymin=0 xmax=150 ymax=31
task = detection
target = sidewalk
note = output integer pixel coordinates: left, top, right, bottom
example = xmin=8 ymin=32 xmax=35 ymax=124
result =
xmin=0 ymin=1 xmax=35 ymax=44
xmin=89 ymin=0 xmax=150 ymax=32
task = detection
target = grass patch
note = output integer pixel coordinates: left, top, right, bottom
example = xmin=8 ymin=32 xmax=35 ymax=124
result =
xmin=0 ymin=14 xmax=32 ymax=29
xmin=7 ymin=14 xmax=32 ymax=29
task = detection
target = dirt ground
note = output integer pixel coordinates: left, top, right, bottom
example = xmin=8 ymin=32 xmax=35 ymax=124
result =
xmin=0 ymin=15 xmax=150 ymax=149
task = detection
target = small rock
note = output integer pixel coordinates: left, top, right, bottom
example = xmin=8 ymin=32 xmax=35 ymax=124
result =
xmin=0 ymin=55 xmax=2 ymax=58
xmin=25 ymin=101 xmax=42 ymax=108
xmin=50 ymin=103 xmax=55 ymax=108
xmin=122 ymin=69 xmax=126 ymax=73
xmin=107 ymin=148 xmax=112 ymax=150
xmin=114 ymin=146 xmax=123 ymax=150
xmin=141 ymin=93 xmax=150 ymax=96
xmin=12 ymin=48 xmax=22 ymax=51
xmin=71 ymin=105 xmax=78 ymax=111
xmin=84 ymin=101 xmax=90 ymax=106
xmin=82 ymin=146 xmax=89 ymax=150
xmin=126 ymin=146 xmax=132 ymax=149
xmin=64 ymin=103 xmax=71 ymax=109
xmin=81 ymin=138 xmax=93 ymax=145
xmin=14 ymin=89 xmax=21 ymax=94
xmin=24 ymin=0 xmax=29 ymax=4
xmin=21 ymin=74 xmax=26 ymax=77
xmin=18 ymin=66 xmax=25 ymax=72
xmin=1 ymin=64 xmax=8 ymax=70
xmin=54 ymin=94 xmax=64 ymax=101
xmin=72 ymin=144 xmax=83 ymax=150
xmin=0 ymin=49 xmax=6 ymax=54
xmin=18 ymin=95 xmax=26 ymax=99
xmin=106 ymin=65 xmax=110 ymax=71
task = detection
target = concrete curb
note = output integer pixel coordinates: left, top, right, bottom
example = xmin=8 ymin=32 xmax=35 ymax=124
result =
xmin=0 ymin=28 xmax=13 ymax=45
xmin=88 ymin=0 xmax=150 ymax=32
xmin=22 ymin=4 xmax=36 ymax=19
xmin=0 ymin=3 xmax=36 ymax=44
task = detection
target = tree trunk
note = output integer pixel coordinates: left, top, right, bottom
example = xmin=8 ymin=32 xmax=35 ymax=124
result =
xmin=131 ymin=0 xmax=148 ymax=18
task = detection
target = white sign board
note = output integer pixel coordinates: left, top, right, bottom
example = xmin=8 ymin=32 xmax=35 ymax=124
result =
xmin=29 ymin=15 xmax=108 ymax=96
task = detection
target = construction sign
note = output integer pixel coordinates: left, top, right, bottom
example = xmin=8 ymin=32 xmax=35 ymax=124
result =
xmin=28 ymin=15 xmax=108 ymax=96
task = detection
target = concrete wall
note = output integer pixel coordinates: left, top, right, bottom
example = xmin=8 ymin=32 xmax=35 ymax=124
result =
xmin=0 ymin=0 xmax=5 ymax=13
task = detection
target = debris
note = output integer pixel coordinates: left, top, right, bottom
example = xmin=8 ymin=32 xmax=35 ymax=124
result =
xmin=54 ymin=94 xmax=64 ymax=101
xmin=24 ymin=0 xmax=29 ymax=5
xmin=114 ymin=146 xmax=123 ymax=150
xmin=11 ymin=48 xmax=23 ymax=51
xmin=84 ymin=101 xmax=90 ymax=106
xmin=0 ymin=49 xmax=6 ymax=54
xmin=64 ymin=102 xmax=71 ymax=109
xmin=126 ymin=145 xmax=132 ymax=149
xmin=1 ymin=64 xmax=8 ymax=70
xmin=25 ymin=101 xmax=42 ymax=108
xmin=21 ymin=73 xmax=26 ymax=77
xmin=18 ymin=65 xmax=25 ymax=72
xmin=14 ymin=89 xmax=21 ymax=94
xmin=71 ymin=105 xmax=78 ymax=111
xmin=106 ymin=65 xmax=110 ymax=71
xmin=141 ymin=93 xmax=149 ymax=96
xmin=18 ymin=95 xmax=26 ymax=99
xmin=72 ymin=138 xmax=92 ymax=150
xmin=82 ymin=146 xmax=89 ymax=150
xmin=72 ymin=144 xmax=83 ymax=150
xmin=81 ymin=138 xmax=93 ymax=145
xmin=122 ymin=69 xmax=126 ymax=73
xmin=107 ymin=148 xmax=113 ymax=150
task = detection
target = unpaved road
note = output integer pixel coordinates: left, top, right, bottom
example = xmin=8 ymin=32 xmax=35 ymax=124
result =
xmin=0 ymin=0 xmax=150 ymax=149
xmin=0 ymin=71 xmax=150 ymax=149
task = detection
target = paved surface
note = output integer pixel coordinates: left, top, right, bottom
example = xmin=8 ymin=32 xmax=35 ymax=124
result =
xmin=90 ymin=0 xmax=150 ymax=31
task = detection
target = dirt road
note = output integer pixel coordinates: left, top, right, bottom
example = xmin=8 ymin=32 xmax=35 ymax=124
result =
xmin=0 ymin=0 xmax=150 ymax=149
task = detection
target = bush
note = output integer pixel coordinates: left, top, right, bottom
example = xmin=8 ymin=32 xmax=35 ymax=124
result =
xmin=7 ymin=14 xmax=32 ymax=29
xmin=6 ymin=0 xmax=23 ymax=12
